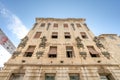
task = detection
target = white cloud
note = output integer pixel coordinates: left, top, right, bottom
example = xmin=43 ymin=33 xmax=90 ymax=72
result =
xmin=0 ymin=2 xmax=29 ymax=67
xmin=0 ymin=46 xmax=11 ymax=67
xmin=0 ymin=2 xmax=29 ymax=39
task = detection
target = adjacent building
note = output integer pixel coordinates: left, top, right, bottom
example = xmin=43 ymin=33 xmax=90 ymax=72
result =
xmin=0 ymin=18 xmax=120 ymax=80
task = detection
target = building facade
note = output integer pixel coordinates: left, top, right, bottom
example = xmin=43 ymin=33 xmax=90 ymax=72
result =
xmin=0 ymin=18 xmax=120 ymax=80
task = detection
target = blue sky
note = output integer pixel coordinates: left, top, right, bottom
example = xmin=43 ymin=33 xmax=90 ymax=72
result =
xmin=0 ymin=0 xmax=120 ymax=66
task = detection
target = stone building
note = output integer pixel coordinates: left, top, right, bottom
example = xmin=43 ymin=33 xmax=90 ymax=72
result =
xmin=0 ymin=18 xmax=120 ymax=80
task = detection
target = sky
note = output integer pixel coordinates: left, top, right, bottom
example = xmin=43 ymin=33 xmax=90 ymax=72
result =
xmin=0 ymin=0 xmax=120 ymax=67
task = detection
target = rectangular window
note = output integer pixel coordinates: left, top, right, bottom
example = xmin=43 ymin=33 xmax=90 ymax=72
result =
xmin=100 ymin=75 xmax=110 ymax=80
xmin=45 ymin=73 xmax=55 ymax=80
xmin=80 ymin=32 xmax=88 ymax=39
xmin=52 ymin=32 xmax=58 ymax=39
xmin=64 ymin=32 xmax=71 ymax=39
xmin=99 ymin=74 xmax=114 ymax=80
xmin=34 ymin=32 xmax=41 ymax=38
xmin=66 ymin=46 xmax=74 ymax=58
xmin=87 ymin=46 xmax=100 ymax=57
xmin=24 ymin=46 xmax=36 ymax=57
xmin=54 ymin=23 xmax=58 ymax=28
xmin=64 ymin=24 xmax=68 ymax=28
xmin=69 ymin=73 xmax=79 ymax=80
xmin=76 ymin=23 xmax=81 ymax=27
xmin=9 ymin=73 xmax=24 ymax=80
xmin=41 ymin=23 xmax=45 ymax=27
xmin=48 ymin=46 xmax=57 ymax=58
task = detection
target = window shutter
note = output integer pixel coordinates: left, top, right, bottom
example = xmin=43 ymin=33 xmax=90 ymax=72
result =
xmin=76 ymin=23 xmax=81 ymax=27
xmin=87 ymin=46 xmax=99 ymax=54
xmin=64 ymin=24 xmax=68 ymax=28
xmin=66 ymin=46 xmax=73 ymax=51
xmin=52 ymin=32 xmax=58 ymax=36
xmin=65 ymin=32 xmax=70 ymax=36
xmin=34 ymin=32 xmax=41 ymax=38
xmin=49 ymin=47 xmax=57 ymax=54
xmin=54 ymin=23 xmax=58 ymax=27
xmin=80 ymin=32 xmax=86 ymax=36
xmin=26 ymin=46 xmax=35 ymax=52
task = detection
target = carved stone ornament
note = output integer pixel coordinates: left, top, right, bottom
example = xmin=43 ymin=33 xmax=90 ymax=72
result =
xmin=102 ymin=51 xmax=110 ymax=59
xmin=79 ymin=52 xmax=87 ymax=59
xmin=36 ymin=51 xmax=44 ymax=59
xmin=12 ymin=51 xmax=21 ymax=58
xmin=75 ymin=37 xmax=84 ymax=48
xmin=93 ymin=36 xmax=104 ymax=48
xmin=39 ymin=36 xmax=47 ymax=48
xmin=18 ymin=36 xmax=28 ymax=48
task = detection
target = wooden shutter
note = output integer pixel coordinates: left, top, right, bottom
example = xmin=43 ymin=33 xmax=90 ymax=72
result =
xmin=87 ymin=46 xmax=99 ymax=54
xmin=80 ymin=32 xmax=86 ymax=36
xmin=49 ymin=46 xmax=57 ymax=54
xmin=26 ymin=46 xmax=35 ymax=52
xmin=54 ymin=23 xmax=58 ymax=27
xmin=34 ymin=32 xmax=41 ymax=38
xmin=64 ymin=24 xmax=68 ymax=28
xmin=76 ymin=23 xmax=81 ymax=27
xmin=52 ymin=32 xmax=58 ymax=36
xmin=41 ymin=23 xmax=45 ymax=27
xmin=65 ymin=32 xmax=70 ymax=36
xmin=66 ymin=46 xmax=73 ymax=51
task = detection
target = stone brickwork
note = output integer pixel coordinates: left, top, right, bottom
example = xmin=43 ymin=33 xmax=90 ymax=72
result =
xmin=0 ymin=18 xmax=120 ymax=80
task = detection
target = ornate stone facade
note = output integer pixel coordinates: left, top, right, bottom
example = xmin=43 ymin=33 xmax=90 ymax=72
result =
xmin=0 ymin=18 xmax=120 ymax=80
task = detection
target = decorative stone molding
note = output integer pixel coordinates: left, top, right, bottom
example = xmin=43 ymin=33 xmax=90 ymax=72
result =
xmin=36 ymin=51 xmax=44 ymax=59
xmin=18 ymin=36 xmax=28 ymax=48
xmin=39 ymin=36 xmax=47 ymax=48
xmin=12 ymin=51 xmax=21 ymax=58
xmin=93 ymin=36 xmax=104 ymax=48
xmin=102 ymin=51 xmax=110 ymax=59
xmin=75 ymin=37 xmax=84 ymax=48
xmin=79 ymin=52 xmax=87 ymax=59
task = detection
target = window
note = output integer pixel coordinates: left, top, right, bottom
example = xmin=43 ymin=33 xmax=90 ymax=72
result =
xmin=66 ymin=46 xmax=74 ymax=58
xmin=80 ymin=32 xmax=88 ymax=39
xmin=53 ymin=23 xmax=58 ymax=28
xmin=64 ymin=24 xmax=68 ymax=28
xmin=99 ymin=74 xmax=114 ymax=80
xmin=64 ymin=32 xmax=71 ymax=39
xmin=24 ymin=46 xmax=36 ymax=57
xmin=45 ymin=73 xmax=55 ymax=80
xmin=48 ymin=46 xmax=57 ymax=58
xmin=87 ymin=46 xmax=100 ymax=57
xmin=34 ymin=32 xmax=41 ymax=38
xmin=100 ymin=75 xmax=110 ymax=80
xmin=41 ymin=23 xmax=45 ymax=27
xmin=9 ymin=73 xmax=24 ymax=80
xmin=51 ymin=32 xmax=58 ymax=39
xmin=76 ymin=23 xmax=81 ymax=27
xmin=69 ymin=73 xmax=79 ymax=80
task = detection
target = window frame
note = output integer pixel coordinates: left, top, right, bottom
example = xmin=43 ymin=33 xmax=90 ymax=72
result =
xmin=34 ymin=32 xmax=41 ymax=38
xmin=87 ymin=46 xmax=100 ymax=57
xmin=64 ymin=32 xmax=71 ymax=39
xmin=24 ymin=45 xmax=36 ymax=57
xmin=51 ymin=32 xmax=58 ymax=39
xmin=66 ymin=46 xmax=74 ymax=58
xmin=40 ymin=23 xmax=45 ymax=27
xmin=69 ymin=73 xmax=80 ymax=80
xmin=48 ymin=46 xmax=57 ymax=58
xmin=80 ymin=32 xmax=88 ymax=39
